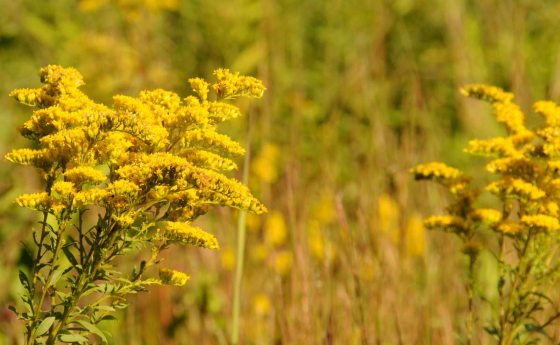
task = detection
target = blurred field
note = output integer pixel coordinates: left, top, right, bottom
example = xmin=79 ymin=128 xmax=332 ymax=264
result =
xmin=2 ymin=0 xmax=560 ymax=344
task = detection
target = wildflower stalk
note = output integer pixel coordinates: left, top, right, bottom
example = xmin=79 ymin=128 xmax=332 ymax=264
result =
xmin=412 ymin=84 xmax=560 ymax=343
xmin=466 ymin=252 xmax=475 ymax=345
xmin=8 ymin=65 xmax=266 ymax=344
xmin=231 ymin=109 xmax=252 ymax=345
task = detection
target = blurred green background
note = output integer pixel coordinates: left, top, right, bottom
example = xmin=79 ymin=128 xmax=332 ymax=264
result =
xmin=2 ymin=0 xmax=560 ymax=344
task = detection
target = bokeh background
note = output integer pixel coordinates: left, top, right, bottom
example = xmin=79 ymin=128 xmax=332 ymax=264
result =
xmin=2 ymin=0 xmax=560 ymax=344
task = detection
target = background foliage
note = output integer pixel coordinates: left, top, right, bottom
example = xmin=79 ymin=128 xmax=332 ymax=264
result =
xmin=2 ymin=0 xmax=560 ymax=344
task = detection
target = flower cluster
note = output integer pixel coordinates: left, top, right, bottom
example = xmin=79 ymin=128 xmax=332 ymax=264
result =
xmin=7 ymin=65 xmax=265 ymax=344
xmin=412 ymin=84 xmax=560 ymax=342
xmin=412 ymin=84 xmax=560 ymax=240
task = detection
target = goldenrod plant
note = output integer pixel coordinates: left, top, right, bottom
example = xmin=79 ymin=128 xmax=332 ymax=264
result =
xmin=6 ymin=65 xmax=265 ymax=344
xmin=412 ymin=85 xmax=560 ymax=345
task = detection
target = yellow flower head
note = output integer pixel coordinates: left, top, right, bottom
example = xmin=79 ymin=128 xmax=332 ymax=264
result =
xmin=521 ymin=215 xmax=560 ymax=232
xmin=424 ymin=215 xmax=470 ymax=234
xmin=534 ymin=100 xmax=560 ymax=127
xmin=471 ymin=208 xmax=502 ymax=225
xmin=486 ymin=178 xmax=545 ymax=200
xmin=495 ymin=220 xmax=522 ymax=235
xmin=160 ymin=221 xmax=219 ymax=249
xmin=460 ymin=84 xmax=514 ymax=104
xmin=159 ymin=268 xmax=190 ymax=286
xmin=411 ymin=162 xmax=463 ymax=181
xmin=16 ymin=192 xmax=50 ymax=210
xmin=64 ymin=166 xmax=106 ymax=184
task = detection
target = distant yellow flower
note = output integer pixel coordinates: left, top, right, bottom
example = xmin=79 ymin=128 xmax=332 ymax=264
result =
xmin=405 ymin=213 xmax=426 ymax=257
xmin=273 ymin=250 xmax=293 ymax=276
xmin=250 ymin=244 xmax=269 ymax=263
xmin=376 ymin=193 xmax=400 ymax=245
xmin=221 ymin=247 xmax=236 ymax=271
xmin=311 ymin=192 xmax=336 ymax=226
xmin=251 ymin=143 xmax=280 ymax=184
xmin=253 ymin=293 xmax=271 ymax=316
xmin=264 ymin=210 xmax=288 ymax=247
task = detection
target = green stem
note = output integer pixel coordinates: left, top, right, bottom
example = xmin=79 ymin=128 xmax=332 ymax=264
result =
xmin=45 ymin=219 xmax=119 ymax=344
xmin=466 ymin=253 xmax=476 ymax=345
xmin=231 ymin=109 xmax=252 ymax=345
xmin=27 ymin=217 xmax=68 ymax=345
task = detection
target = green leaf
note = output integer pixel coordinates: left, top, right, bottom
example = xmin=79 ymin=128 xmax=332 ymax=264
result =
xmin=18 ymin=270 xmax=31 ymax=292
xmin=75 ymin=320 xmax=108 ymax=344
xmin=95 ymin=305 xmax=115 ymax=312
xmin=35 ymin=316 xmax=56 ymax=336
xmin=48 ymin=267 xmax=65 ymax=286
xmin=58 ymin=333 xmax=88 ymax=343
xmin=99 ymin=315 xmax=117 ymax=322
xmin=62 ymin=246 xmax=79 ymax=266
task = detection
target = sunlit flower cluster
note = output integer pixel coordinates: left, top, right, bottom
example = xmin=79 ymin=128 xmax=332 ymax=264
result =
xmin=7 ymin=64 xmax=266 ymax=281
xmin=413 ymin=84 xmax=560 ymax=242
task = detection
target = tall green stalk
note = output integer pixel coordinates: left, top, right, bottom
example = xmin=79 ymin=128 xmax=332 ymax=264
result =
xmin=231 ymin=109 xmax=253 ymax=345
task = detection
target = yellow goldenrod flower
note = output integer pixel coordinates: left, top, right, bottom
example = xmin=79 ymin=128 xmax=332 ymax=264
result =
xmin=492 ymin=102 xmax=530 ymax=135
xmin=16 ymin=192 xmax=50 ymax=210
xmin=212 ymin=68 xmax=266 ymax=99
xmin=465 ymin=138 xmax=520 ymax=158
xmin=161 ymin=221 xmax=219 ymax=249
xmin=542 ymin=201 xmax=559 ymax=216
xmin=5 ymin=148 xmax=52 ymax=169
xmin=184 ymin=149 xmax=238 ymax=171
xmin=534 ymin=100 xmax=560 ymax=127
xmin=159 ymin=268 xmax=190 ymax=286
xmin=411 ymin=162 xmax=463 ymax=181
xmin=189 ymin=78 xmax=210 ymax=102
xmin=208 ymin=102 xmax=242 ymax=122
xmin=64 ymin=166 xmax=106 ymax=184
xmin=486 ymin=178 xmax=545 ymax=200
xmin=424 ymin=215 xmax=470 ymax=233
xmin=52 ymin=181 xmax=76 ymax=202
xmin=471 ymin=208 xmax=502 ymax=225
xmin=7 ymin=65 xmax=266 ymax=341
xmin=485 ymin=157 xmax=536 ymax=176
xmin=73 ymin=188 xmax=110 ymax=207
xmin=495 ymin=220 xmax=522 ymax=235
xmin=460 ymin=84 xmax=514 ymax=104
xmin=521 ymin=215 xmax=560 ymax=232
xmin=547 ymin=161 xmax=560 ymax=174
